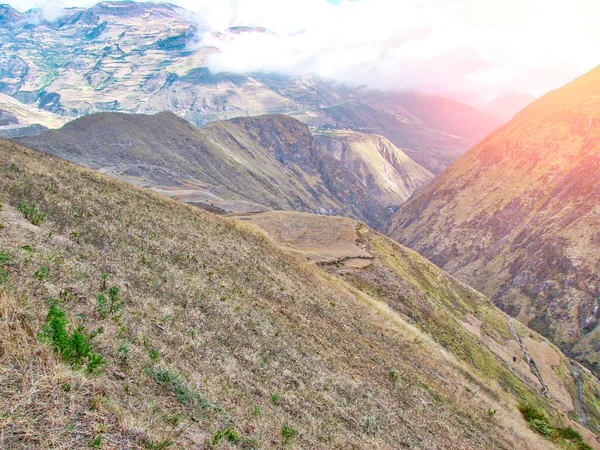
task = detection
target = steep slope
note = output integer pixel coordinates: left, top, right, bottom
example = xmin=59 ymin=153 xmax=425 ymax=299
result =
xmin=1 ymin=1 xmax=501 ymax=173
xmin=483 ymin=92 xmax=537 ymax=121
xmin=234 ymin=210 xmax=600 ymax=448
xmin=314 ymin=130 xmax=433 ymax=208
xmin=0 ymin=139 xmax=570 ymax=449
xmin=387 ymin=65 xmax=600 ymax=375
xmin=18 ymin=112 xmax=393 ymax=228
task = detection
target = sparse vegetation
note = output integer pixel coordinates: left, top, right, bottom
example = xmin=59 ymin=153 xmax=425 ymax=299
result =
xmin=0 ymin=141 xmax=590 ymax=449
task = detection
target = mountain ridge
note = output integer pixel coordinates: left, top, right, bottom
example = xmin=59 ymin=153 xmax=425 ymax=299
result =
xmin=18 ymin=111 xmax=435 ymax=228
xmin=387 ymin=63 xmax=600 ymax=375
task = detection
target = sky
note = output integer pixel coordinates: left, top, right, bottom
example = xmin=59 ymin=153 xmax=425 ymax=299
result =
xmin=6 ymin=0 xmax=600 ymax=103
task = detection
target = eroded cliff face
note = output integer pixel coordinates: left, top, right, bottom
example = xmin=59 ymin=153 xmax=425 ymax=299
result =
xmin=315 ymin=130 xmax=433 ymax=208
xmin=388 ymin=65 xmax=600 ymax=374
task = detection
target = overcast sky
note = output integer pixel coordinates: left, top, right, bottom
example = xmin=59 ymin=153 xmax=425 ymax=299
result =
xmin=6 ymin=0 xmax=600 ymax=103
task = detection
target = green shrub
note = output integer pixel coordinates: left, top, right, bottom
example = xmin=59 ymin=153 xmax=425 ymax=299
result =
xmin=530 ymin=418 xmax=553 ymax=437
xmin=518 ymin=403 xmax=547 ymax=423
xmin=212 ymin=428 xmax=238 ymax=445
xmin=17 ymin=200 xmax=46 ymax=225
xmin=519 ymin=403 xmax=592 ymax=449
xmin=34 ymin=265 xmax=49 ymax=280
xmin=281 ymin=423 xmax=297 ymax=445
xmin=146 ymin=367 xmax=213 ymax=410
xmin=271 ymin=393 xmax=281 ymax=406
xmin=40 ymin=301 xmax=104 ymax=374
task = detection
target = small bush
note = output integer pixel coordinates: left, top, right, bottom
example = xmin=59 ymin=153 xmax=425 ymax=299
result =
xmin=40 ymin=301 xmax=105 ymax=374
xmin=17 ymin=200 xmax=46 ymax=225
xmin=281 ymin=423 xmax=297 ymax=445
xmin=34 ymin=265 xmax=49 ymax=280
xmin=518 ymin=403 xmax=547 ymax=423
xmin=212 ymin=428 xmax=238 ymax=445
xmin=530 ymin=418 xmax=553 ymax=437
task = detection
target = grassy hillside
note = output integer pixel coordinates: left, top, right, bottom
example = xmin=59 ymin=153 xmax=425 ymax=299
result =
xmin=18 ymin=112 xmax=400 ymax=228
xmin=387 ymin=65 xmax=600 ymax=376
xmin=236 ymin=211 xmax=600 ymax=448
xmin=0 ymin=139 xmax=570 ymax=449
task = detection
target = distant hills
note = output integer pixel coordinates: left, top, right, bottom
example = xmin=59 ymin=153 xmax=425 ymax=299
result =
xmin=18 ymin=112 xmax=433 ymax=229
xmin=388 ymin=64 xmax=600 ymax=375
xmin=0 ymin=1 xmax=503 ymax=173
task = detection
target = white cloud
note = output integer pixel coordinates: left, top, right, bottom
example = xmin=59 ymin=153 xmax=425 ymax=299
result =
xmin=6 ymin=0 xmax=600 ymax=102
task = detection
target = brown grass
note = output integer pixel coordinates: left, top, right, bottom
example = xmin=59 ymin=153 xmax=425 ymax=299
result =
xmin=0 ymin=140 xmax=556 ymax=449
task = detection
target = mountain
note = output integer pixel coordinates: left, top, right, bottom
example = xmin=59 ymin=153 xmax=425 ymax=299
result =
xmin=315 ymin=130 xmax=433 ymax=208
xmin=2 ymin=138 xmax=599 ymax=449
xmin=387 ymin=65 xmax=600 ymax=375
xmin=0 ymin=1 xmax=502 ymax=173
xmin=18 ymin=112 xmax=435 ymax=228
xmin=483 ymin=92 xmax=537 ymax=121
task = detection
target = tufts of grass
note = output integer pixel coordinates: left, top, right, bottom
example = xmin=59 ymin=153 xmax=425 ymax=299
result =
xmin=39 ymin=300 xmax=105 ymax=374
xmin=17 ymin=200 xmax=46 ymax=225
xmin=146 ymin=367 xmax=213 ymax=411
xmin=211 ymin=428 xmax=238 ymax=446
xmin=34 ymin=265 xmax=49 ymax=280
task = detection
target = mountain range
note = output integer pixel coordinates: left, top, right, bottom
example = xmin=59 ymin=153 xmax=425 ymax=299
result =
xmin=0 ymin=1 xmax=503 ymax=173
xmin=388 ymin=64 xmax=600 ymax=377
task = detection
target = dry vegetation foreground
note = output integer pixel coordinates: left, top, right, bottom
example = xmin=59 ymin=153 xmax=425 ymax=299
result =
xmin=0 ymin=141 xmax=567 ymax=449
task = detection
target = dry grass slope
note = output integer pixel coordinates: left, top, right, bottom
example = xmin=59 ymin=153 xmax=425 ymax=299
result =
xmin=0 ymin=140 xmax=558 ymax=449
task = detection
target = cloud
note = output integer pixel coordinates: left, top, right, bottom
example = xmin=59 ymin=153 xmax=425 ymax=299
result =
xmin=6 ymin=0 xmax=600 ymax=102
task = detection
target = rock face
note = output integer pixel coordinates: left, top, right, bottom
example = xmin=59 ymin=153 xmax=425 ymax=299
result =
xmin=18 ymin=112 xmax=422 ymax=229
xmin=387 ymin=65 xmax=600 ymax=374
xmin=0 ymin=1 xmax=502 ymax=173
xmin=315 ymin=130 xmax=433 ymax=208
